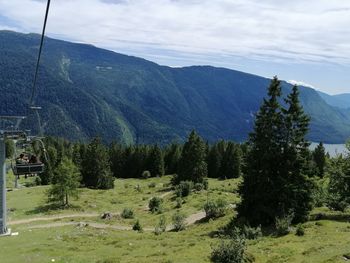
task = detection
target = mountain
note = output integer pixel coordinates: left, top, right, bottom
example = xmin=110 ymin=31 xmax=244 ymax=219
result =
xmin=1 ymin=30 xmax=350 ymax=144
xmin=318 ymin=91 xmax=350 ymax=109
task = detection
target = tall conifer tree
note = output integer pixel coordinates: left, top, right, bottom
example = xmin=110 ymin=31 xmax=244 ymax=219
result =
xmin=177 ymin=130 xmax=207 ymax=184
xmin=237 ymin=77 xmax=312 ymax=226
xmin=282 ymin=85 xmax=313 ymax=222
xmin=81 ymin=138 xmax=114 ymax=189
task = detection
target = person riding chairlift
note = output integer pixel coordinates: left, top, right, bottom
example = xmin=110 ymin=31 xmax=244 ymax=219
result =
xmin=16 ymin=153 xmax=28 ymax=164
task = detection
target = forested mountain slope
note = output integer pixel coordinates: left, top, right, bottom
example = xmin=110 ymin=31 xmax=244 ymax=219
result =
xmin=1 ymin=30 xmax=349 ymax=144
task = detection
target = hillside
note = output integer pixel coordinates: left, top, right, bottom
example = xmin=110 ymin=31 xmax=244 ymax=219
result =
xmin=318 ymin=91 xmax=350 ymax=109
xmin=1 ymin=30 xmax=350 ymax=144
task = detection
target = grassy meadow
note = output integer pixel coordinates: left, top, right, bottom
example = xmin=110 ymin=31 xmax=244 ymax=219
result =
xmin=1 ymin=174 xmax=350 ymax=262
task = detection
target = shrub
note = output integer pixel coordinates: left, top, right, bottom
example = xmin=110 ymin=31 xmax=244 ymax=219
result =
xmin=155 ymin=215 xmax=167 ymax=235
xmin=175 ymin=181 xmax=193 ymax=197
xmin=35 ymin=176 xmax=42 ymax=186
xmin=225 ymin=220 xmax=262 ymax=240
xmin=175 ymin=197 xmax=183 ymax=208
xmin=275 ymin=212 xmax=294 ymax=236
xmin=312 ymin=178 xmax=328 ymax=207
xmin=211 ymin=236 xmax=246 ymax=263
xmin=172 ymin=212 xmax=186 ymax=231
xmin=142 ymin=170 xmax=151 ymax=179
xmin=97 ymin=172 xmax=115 ymax=190
xmin=295 ymin=224 xmax=305 ymax=236
xmin=132 ymin=219 xmax=143 ymax=232
xmin=327 ymin=192 xmax=349 ymax=212
xmin=204 ymin=199 xmax=227 ymax=219
xmin=149 ymin=197 xmax=163 ymax=213
xmin=203 ymin=178 xmax=209 ymax=190
xmin=134 ymin=184 xmax=142 ymax=193
xmin=241 ymin=225 xmax=262 ymax=240
xmin=121 ymin=208 xmax=134 ymax=219
xmin=194 ymin=183 xmax=204 ymax=191
xmin=148 ymin=182 xmax=156 ymax=188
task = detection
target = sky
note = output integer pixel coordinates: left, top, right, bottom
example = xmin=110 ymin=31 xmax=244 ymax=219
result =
xmin=0 ymin=0 xmax=349 ymax=95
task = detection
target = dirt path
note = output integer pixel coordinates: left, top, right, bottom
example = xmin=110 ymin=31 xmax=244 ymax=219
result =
xmin=10 ymin=209 xmax=207 ymax=232
xmin=185 ymin=211 xmax=206 ymax=225
xmin=9 ymin=189 xmax=211 ymax=232
xmin=9 ymin=213 xmax=119 ymax=225
xmin=25 ymin=210 xmax=207 ymax=232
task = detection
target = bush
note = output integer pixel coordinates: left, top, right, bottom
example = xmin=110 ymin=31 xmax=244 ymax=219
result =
xmin=275 ymin=212 xmax=294 ymax=236
xmin=327 ymin=192 xmax=349 ymax=212
xmin=134 ymin=184 xmax=142 ymax=193
xmin=175 ymin=197 xmax=183 ymax=208
xmin=225 ymin=220 xmax=262 ymax=240
xmin=149 ymin=197 xmax=163 ymax=213
xmin=203 ymin=178 xmax=209 ymax=190
xmin=172 ymin=212 xmax=186 ymax=231
xmin=97 ymin=172 xmax=115 ymax=190
xmin=175 ymin=181 xmax=193 ymax=197
xmin=295 ymin=224 xmax=305 ymax=236
xmin=241 ymin=225 xmax=262 ymax=240
xmin=211 ymin=237 xmax=246 ymax=263
xmin=148 ymin=182 xmax=156 ymax=188
xmin=142 ymin=170 xmax=151 ymax=179
xmin=132 ymin=219 xmax=143 ymax=232
xmin=204 ymin=199 xmax=227 ymax=219
xmin=312 ymin=178 xmax=328 ymax=207
xmin=155 ymin=215 xmax=167 ymax=235
xmin=194 ymin=183 xmax=204 ymax=191
xmin=35 ymin=176 xmax=42 ymax=186
xmin=121 ymin=208 xmax=134 ymax=219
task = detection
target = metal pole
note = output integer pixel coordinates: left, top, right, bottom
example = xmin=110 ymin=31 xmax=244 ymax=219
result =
xmin=0 ymin=137 xmax=7 ymax=235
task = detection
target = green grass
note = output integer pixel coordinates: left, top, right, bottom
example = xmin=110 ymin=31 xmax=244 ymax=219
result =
xmin=248 ymin=220 xmax=350 ymax=262
xmin=2 ymin=176 xmax=350 ymax=263
xmin=7 ymin=176 xmax=239 ymax=227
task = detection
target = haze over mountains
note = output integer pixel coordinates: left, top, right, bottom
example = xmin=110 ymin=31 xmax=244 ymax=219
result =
xmin=317 ymin=91 xmax=350 ymax=110
xmin=1 ymin=30 xmax=349 ymax=144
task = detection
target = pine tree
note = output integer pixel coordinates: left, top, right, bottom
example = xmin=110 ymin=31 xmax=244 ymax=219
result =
xmin=109 ymin=142 xmax=124 ymax=178
xmin=238 ymin=77 xmax=285 ymax=226
xmin=237 ymin=78 xmax=312 ymax=226
xmin=81 ymin=138 xmax=114 ymax=189
xmin=327 ymin=152 xmax=350 ymax=211
xmin=207 ymin=140 xmax=227 ymax=178
xmin=48 ymin=157 xmax=81 ymax=206
xmin=219 ymin=142 xmax=242 ymax=179
xmin=177 ymin=130 xmax=207 ymax=184
xmin=39 ymin=146 xmax=57 ymax=185
xmin=313 ymin=142 xmax=326 ymax=177
xmin=147 ymin=145 xmax=164 ymax=177
xmin=282 ymin=85 xmax=313 ymax=222
xmin=207 ymin=144 xmax=222 ymax=178
xmin=164 ymin=143 xmax=181 ymax=175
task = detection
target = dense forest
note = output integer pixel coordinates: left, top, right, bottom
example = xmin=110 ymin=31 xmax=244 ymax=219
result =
xmin=1 ymin=30 xmax=350 ymax=144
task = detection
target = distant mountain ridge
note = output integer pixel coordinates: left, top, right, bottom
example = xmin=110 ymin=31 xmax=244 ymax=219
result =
xmin=318 ymin=91 xmax=350 ymax=109
xmin=0 ymin=30 xmax=349 ymax=144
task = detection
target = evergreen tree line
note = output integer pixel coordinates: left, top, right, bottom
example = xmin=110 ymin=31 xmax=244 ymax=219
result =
xmin=38 ymin=134 xmax=246 ymax=188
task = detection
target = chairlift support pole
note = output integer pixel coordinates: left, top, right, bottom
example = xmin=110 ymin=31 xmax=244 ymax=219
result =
xmin=0 ymin=116 xmax=27 ymax=236
xmin=0 ymin=133 xmax=8 ymax=235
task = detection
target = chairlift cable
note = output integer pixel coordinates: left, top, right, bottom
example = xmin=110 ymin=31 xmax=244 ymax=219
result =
xmin=29 ymin=0 xmax=51 ymax=106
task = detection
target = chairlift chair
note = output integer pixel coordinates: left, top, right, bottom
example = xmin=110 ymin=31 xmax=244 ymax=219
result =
xmin=11 ymin=140 xmax=45 ymax=176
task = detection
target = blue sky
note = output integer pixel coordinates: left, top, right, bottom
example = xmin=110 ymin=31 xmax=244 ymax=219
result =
xmin=0 ymin=0 xmax=349 ymax=95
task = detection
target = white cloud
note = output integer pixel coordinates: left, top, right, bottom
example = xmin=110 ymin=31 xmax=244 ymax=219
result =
xmin=0 ymin=0 xmax=350 ymax=66
xmin=287 ymin=80 xmax=315 ymax=89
